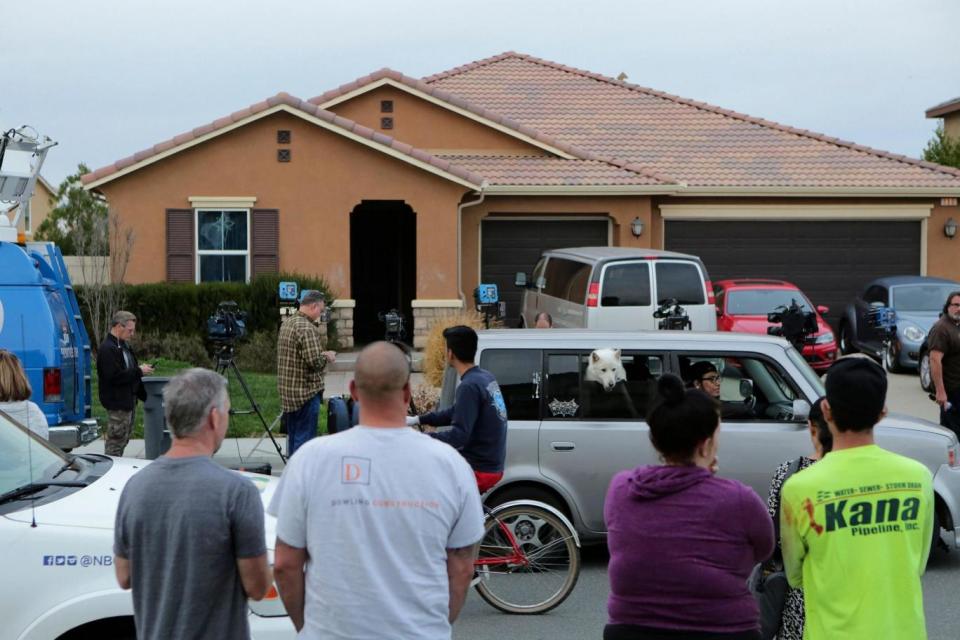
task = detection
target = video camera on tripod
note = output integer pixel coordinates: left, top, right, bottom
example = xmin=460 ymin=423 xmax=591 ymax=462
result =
xmin=865 ymin=305 xmax=898 ymax=343
xmin=474 ymin=284 xmax=505 ymax=329
xmin=378 ymin=309 xmax=406 ymax=343
xmin=653 ymin=298 xmax=692 ymax=330
xmin=767 ymin=299 xmax=818 ymax=349
xmin=206 ymin=301 xmax=248 ymax=345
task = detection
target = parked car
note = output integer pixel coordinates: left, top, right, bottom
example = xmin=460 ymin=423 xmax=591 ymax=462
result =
xmin=0 ymin=410 xmax=292 ymax=639
xmin=839 ymin=276 xmax=960 ymax=372
xmin=713 ymin=278 xmax=837 ymax=372
xmin=450 ymin=329 xmax=960 ymax=550
xmin=515 ymin=247 xmax=717 ymax=332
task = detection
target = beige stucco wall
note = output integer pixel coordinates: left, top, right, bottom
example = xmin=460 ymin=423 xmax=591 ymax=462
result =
xmin=95 ymin=111 xmax=469 ymax=299
xmin=944 ymin=113 xmax=960 ymax=142
xmin=928 ymin=200 xmax=960 ymax=281
xmin=11 ymin=177 xmax=55 ymax=237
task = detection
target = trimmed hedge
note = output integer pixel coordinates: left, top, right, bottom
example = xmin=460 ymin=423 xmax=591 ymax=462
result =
xmin=77 ymin=272 xmax=339 ymax=348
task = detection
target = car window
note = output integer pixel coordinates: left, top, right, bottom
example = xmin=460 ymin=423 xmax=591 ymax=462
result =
xmin=726 ymin=289 xmax=812 ymax=315
xmin=892 ymin=284 xmax=957 ymax=312
xmin=479 ymin=349 xmax=541 ymax=420
xmin=544 ymin=351 xmax=664 ymax=420
xmin=543 ymin=258 xmax=592 ymax=302
xmin=679 ymin=354 xmax=801 ymax=422
xmin=0 ymin=410 xmax=70 ymax=496
xmin=786 ymin=346 xmax=825 ymax=396
xmin=601 ymin=262 xmax=651 ymax=307
xmin=656 ymin=262 xmax=705 ymax=305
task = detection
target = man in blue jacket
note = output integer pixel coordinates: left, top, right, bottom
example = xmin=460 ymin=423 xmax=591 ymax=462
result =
xmin=408 ymin=326 xmax=508 ymax=493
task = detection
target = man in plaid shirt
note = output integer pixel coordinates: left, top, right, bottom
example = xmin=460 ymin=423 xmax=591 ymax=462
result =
xmin=277 ymin=290 xmax=336 ymax=457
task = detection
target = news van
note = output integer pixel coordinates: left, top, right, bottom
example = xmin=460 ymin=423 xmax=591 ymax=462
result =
xmin=0 ymin=230 xmax=98 ymax=450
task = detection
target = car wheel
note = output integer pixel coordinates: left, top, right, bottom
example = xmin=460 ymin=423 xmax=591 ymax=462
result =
xmin=919 ymin=350 xmax=933 ymax=392
xmin=884 ymin=342 xmax=904 ymax=374
xmin=839 ymin=323 xmax=856 ymax=355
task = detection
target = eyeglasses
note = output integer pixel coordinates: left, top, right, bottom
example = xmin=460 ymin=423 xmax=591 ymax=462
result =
xmin=701 ymin=375 xmax=721 ymax=383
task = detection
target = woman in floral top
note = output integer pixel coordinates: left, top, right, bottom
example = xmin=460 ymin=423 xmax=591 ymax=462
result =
xmin=765 ymin=398 xmax=831 ymax=640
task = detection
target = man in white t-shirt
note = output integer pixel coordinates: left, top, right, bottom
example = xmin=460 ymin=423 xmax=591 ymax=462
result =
xmin=270 ymin=341 xmax=485 ymax=639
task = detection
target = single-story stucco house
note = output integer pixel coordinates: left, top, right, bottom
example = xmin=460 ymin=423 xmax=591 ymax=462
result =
xmin=83 ymin=52 xmax=960 ymax=347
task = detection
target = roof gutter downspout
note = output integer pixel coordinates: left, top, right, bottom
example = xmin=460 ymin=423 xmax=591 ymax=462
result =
xmin=457 ymin=182 xmax=488 ymax=306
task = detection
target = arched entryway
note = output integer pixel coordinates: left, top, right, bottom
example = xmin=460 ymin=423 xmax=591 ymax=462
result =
xmin=350 ymin=200 xmax=416 ymax=345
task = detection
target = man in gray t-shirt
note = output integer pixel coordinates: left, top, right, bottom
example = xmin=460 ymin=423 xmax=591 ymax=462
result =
xmin=113 ymin=369 xmax=271 ymax=640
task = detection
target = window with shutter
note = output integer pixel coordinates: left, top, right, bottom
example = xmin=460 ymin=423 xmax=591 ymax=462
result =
xmin=251 ymin=209 xmax=279 ymax=278
xmin=166 ymin=209 xmax=195 ymax=282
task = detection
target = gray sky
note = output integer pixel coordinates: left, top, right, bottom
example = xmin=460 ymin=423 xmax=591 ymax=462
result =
xmin=4 ymin=0 xmax=958 ymax=186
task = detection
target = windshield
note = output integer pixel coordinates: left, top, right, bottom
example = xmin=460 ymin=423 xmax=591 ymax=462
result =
xmin=726 ymin=289 xmax=813 ymax=315
xmin=0 ymin=409 xmax=71 ymax=496
xmin=786 ymin=346 xmax=825 ymax=397
xmin=892 ymin=284 xmax=957 ymax=312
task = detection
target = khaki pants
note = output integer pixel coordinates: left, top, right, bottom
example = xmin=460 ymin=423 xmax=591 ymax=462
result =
xmin=105 ymin=409 xmax=135 ymax=457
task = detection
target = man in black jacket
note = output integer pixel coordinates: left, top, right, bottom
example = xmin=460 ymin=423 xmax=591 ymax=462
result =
xmin=97 ymin=311 xmax=153 ymax=456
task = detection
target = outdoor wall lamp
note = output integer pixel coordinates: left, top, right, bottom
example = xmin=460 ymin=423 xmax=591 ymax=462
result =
xmin=945 ymin=218 xmax=958 ymax=239
xmin=630 ymin=217 xmax=644 ymax=238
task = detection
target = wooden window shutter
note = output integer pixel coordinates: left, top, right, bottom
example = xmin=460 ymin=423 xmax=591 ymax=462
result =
xmin=251 ymin=208 xmax=279 ymax=278
xmin=166 ymin=209 xmax=195 ymax=282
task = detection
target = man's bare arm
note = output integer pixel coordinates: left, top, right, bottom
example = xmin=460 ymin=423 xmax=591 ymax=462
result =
xmin=446 ymin=543 xmax=479 ymax=623
xmin=931 ymin=350 xmax=948 ymax=405
xmin=114 ymin=555 xmax=131 ymax=590
xmin=274 ymin=539 xmax=308 ymax=632
xmin=237 ymin=554 xmax=272 ymax=601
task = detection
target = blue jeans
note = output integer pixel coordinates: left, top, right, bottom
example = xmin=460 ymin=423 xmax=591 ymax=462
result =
xmin=284 ymin=393 xmax=321 ymax=458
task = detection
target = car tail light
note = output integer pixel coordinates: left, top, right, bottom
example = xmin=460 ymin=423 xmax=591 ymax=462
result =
xmin=705 ymin=280 xmax=715 ymax=305
xmin=587 ymin=282 xmax=600 ymax=307
xmin=950 ymin=446 xmax=960 ymax=468
xmin=43 ymin=367 xmax=62 ymax=402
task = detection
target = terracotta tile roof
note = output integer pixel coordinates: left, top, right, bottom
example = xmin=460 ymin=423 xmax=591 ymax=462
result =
xmin=435 ymin=154 xmax=666 ymax=186
xmin=425 ymin=52 xmax=960 ymax=189
xmin=308 ymin=67 xmax=679 ymax=185
xmin=82 ymin=92 xmax=487 ymax=188
xmin=927 ymin=96 xmax=960 ymax=119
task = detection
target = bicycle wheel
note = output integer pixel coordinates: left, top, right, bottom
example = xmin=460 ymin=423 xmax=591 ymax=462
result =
xmin=474 ymin=503 xmax=580 ymax=614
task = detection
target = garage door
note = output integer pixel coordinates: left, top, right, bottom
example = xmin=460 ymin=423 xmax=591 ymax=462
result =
xmin=482 ymin=219 xmax=609 ymax=326
xmin=665 ymin=220 xmax=921 ymax=328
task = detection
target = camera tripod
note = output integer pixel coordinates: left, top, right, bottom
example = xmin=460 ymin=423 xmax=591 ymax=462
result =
xmin=213 ymin=342 xmax=287 ymax=463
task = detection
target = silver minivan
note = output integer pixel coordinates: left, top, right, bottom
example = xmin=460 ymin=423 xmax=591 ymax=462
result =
xmin=453 ymin=329 xmax=960 ymax=548
xmin=515 ymin=247 xmax=717 ymax=331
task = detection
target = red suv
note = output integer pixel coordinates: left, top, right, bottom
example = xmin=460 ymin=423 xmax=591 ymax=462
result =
xmin=714 ymin=279 xmax=837 ymax=372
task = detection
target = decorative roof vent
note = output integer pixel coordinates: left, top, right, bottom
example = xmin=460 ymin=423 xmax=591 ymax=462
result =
xmin=380 ymin=100 xmax=394 ymax=113
xmin=277 ymin=149 xmax=291 ymax=163
xmin=380 ymin=117 xmax=394 ymax=130
xmin=277 ymin=130 xmax=291 ymax=144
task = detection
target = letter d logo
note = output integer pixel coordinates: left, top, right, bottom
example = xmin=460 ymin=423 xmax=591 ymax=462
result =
xmin=341 ymin=456 xmax=371 ymax=485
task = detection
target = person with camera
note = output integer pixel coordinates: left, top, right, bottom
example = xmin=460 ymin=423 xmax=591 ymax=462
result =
xmin=277 ymin=290 xmax=336 ymax=457
xmin=97 ymin=310 xmax=153 ymax=457
xmin=407 ymin=325 xmax=508 ymax=493
xmin=929 ymin=291 xmax=960 ymax=438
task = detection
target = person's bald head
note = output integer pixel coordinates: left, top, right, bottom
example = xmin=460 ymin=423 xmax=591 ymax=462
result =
xmin=353 ymin=342 xmax=411 ymax=406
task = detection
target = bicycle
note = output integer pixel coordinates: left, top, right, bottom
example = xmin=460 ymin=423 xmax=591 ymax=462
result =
xmin=473 ymin=499 xmax=581 ymax=614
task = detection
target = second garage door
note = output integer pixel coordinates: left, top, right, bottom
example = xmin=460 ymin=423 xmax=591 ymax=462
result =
xmin=664 ymin=220 xmax=921 ymax=328
xmin=482 ymin=219 xmax=609 ymax=325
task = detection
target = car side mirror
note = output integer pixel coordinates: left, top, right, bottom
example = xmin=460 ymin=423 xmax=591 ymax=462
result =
xmin=792 ymin=399 xmax=811 ymax=422
xmin=739 ymin=378 xmax=754 ymax=399
xmin=816 ymin=305 xmax=829 ymax=315
xmin=515 ymin=272 xmax=528 ymax=288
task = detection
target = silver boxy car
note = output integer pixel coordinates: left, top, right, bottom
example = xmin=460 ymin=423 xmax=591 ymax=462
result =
xmin=450 ymin=329 xmax=960 ymax=548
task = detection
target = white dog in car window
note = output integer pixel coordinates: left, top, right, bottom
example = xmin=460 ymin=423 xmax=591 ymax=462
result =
xmin=584 ymin=348 xmax=627 ymax=392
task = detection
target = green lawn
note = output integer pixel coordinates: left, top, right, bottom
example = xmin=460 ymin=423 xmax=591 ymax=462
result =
xmin=91 ymin=358 xmax=326 ymax=438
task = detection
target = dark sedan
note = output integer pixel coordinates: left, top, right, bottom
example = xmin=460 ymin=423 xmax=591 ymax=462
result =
xmin=839 ymin=276 xmax=960 ymax=372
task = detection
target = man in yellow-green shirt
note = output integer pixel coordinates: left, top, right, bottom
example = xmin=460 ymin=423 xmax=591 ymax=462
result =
xmin=781 ymin=357 xmax=933 ymax=639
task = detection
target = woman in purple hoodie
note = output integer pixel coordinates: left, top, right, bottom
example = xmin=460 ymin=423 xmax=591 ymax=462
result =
xmin=604 ymin=374 xmax=775 ymax=640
